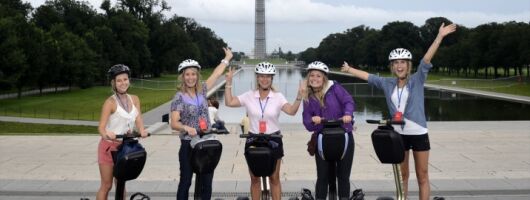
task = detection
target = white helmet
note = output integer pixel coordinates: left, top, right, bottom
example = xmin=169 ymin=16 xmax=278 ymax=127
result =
xmin=178 ymin=59 xmax=201 ymax=73
xmin=307 ymin=61 xmax=329 ymax=74
xmin=255 ymin=62 xmax=276 ymax=75
xmin=388 ymin=48 xmax=412 ymax=61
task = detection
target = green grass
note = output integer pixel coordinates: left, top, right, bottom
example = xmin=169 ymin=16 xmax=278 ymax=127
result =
xmin=240 ymin=58 xmax=288 ymax=65
xmin=0 ymin=70 xmax=220 ymax=121
xmin=0 ymin=121 xmax=97 ymax=134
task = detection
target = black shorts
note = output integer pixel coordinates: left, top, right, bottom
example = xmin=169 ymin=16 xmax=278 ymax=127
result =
xmin=401 ymin=133 xmax=430 ymax=151
xmin=245 ymin=132 xmax=284 ymax=159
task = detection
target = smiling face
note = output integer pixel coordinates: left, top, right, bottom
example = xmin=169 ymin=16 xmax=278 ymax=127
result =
xmin=113 ymin=73 xmax=130 ymax=94
xmin=307 ymin=70 xmax=326 ymax=89
xmin=182 ymin=67 xmax=199 ymax=88
xmin=256 ymin=74 xmax=273 ymax=90
xmin=391 ymin=59 xmax=412 ymax=80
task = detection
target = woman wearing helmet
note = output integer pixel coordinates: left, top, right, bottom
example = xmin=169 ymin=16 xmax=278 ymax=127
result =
xmin=341 ymin=23 xmax=456 ymax=200
xmin=96 ymin=64 xmax=149 ymax=200
xmin=170 ymin=48 xmax=232 ymax=200
xmin=302 ymin=61 xmax=355 ymax=199
xmin=224 ymin=62 xmax=305 ymax=200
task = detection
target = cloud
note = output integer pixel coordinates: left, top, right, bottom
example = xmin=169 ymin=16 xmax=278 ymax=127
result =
xmin=168 ymin=0 xmax=530 ymax=28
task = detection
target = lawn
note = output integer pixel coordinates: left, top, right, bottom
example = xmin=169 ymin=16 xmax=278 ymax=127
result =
xmin=0 ymin=121 xmax=97 ymax=134
xmin=0 ymin=70 xmax=220 ymax=121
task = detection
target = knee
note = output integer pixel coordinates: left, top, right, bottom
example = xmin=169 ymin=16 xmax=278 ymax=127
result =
xmin=401 ymin=170 xmax=410 ymax=180
xmin=269 ymin=176 xmax=280 ymax=186
xmin=417 ymin=170 xmax=429 ymax=185
xmin=99 ymin=181 xmax=113 ymax=192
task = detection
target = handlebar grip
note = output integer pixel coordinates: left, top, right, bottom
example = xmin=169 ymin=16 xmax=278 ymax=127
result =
xmin=366 ymin=119 xmax=381 ymax=124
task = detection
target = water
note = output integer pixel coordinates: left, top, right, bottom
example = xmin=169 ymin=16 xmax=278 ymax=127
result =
xmin=211 ymin=66 xmax=530 ymax=124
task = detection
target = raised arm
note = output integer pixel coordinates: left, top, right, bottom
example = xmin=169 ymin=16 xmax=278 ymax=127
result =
xmin=341 ymin=61 xmax=369 ymax=81
xmin=205 ymin=47 xmax=233 ymax=90
xmin=281 ymin=80 xmax=306 ymax=115
xmin=423 ymin=23 xmax=457 ymax=64
xmin=224 ymin=67 xmax=241 ymax=107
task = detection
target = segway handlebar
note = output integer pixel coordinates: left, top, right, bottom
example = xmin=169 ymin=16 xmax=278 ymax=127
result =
xmin=198 ymin=128 xmax=230 ymax=136
xmin=116 ymin=131 xmax=151 ymax=139
xmin=239 ymin=133 xmax=283 ymax=139
xmin=366 ymin=119 xmax=405 ymax=126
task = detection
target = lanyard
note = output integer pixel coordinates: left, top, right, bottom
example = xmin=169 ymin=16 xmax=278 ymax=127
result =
xmin=259 ymin=97 xmax=269 ymax=119
xmin=396 ymin=86 xmax=405 ymax=109
xmin=194 ymin=93 xmax=202 ymax=116
xmin=116 ymin=94 xmax=129 ymax=112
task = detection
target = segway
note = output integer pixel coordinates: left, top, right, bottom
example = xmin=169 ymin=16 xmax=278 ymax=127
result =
xmin=190 ymin=128 xmax=228 ymax=200
xmin=366 ymin=119 xmax=405 ymax=200
xmin=113 ymin=131 xmax=151 ymax=200
xmin=317 ymin=119 xmax=351 ymax=200
xmin=239 ymin=132 xmax=283 ymax=200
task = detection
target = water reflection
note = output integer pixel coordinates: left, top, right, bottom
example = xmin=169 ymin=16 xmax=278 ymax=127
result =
xmin=212 ymin=67 xmax=530 ymax=124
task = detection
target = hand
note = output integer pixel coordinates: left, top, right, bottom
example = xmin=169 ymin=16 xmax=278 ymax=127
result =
xmin=105 ymin=131 xmax=116 ymax=140
xmin=140 ymin=130 xmax=149 ymax=138
xmin=312 ymin=116 xmax=322 ymax=125
xmin=342 ymin=115 xmax=352 ymax=124
xmin=438 ymin=23 xmax=457 ymax=38
xmin=298 ymin=80 xmax=307 ymax=99
xmin=223 ymin=47 xmax=233 ymax=61
xmin=184 ymin=126 xmax=197 ymax=136
xmin=225 ymin=66 xmax=234 ymax=83
xmin=341 ymin=61 xmax=352 ymax=73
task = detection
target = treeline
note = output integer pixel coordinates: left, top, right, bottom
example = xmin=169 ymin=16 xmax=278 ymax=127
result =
xmin=298 ymin=17 xmax=530 ymax=78
xmin=0 ymin=0 xmax=230 ymax=98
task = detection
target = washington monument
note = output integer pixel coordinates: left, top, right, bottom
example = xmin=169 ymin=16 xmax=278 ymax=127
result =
xmin=255 ymin=0 xmax=266 ymax=59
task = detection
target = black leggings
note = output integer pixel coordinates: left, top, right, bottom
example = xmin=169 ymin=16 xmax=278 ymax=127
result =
xmin=315 ymin=133 xmax=354 ymax=199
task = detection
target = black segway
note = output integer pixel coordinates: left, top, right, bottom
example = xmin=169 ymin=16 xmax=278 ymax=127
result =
xmin=239 ymin=133 xmax=283 ymax=200
xmin=190 ymin=128 xmax=227 ymax=200
xmin=317 ymin=119 xmax=349 ymax=200
xmin=366 ymin=119 xmax=405 ymax=200
xmin=113 ymin=131 xmax=151 ymax=200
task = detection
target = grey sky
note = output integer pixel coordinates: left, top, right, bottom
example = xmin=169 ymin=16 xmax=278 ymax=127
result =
xmin=25 ymin=0 xmax=530 ymax=54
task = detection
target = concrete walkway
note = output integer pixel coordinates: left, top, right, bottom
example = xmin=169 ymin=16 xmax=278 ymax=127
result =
xmin=1 ymin=121 xmax=529 ymax=199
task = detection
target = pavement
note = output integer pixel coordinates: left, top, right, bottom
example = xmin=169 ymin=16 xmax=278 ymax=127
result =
xmin=1 ymin=121 xmax=529 ymax=199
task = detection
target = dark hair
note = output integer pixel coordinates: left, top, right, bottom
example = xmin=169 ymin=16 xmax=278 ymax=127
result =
xmin=210 ymin=99 xmax=219 ymax=109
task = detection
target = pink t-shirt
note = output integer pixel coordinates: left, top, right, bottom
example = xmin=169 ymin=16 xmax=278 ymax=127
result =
xmin=237 ymin=90 xmax=288 ymax=134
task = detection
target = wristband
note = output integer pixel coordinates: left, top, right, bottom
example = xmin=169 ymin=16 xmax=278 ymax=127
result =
xmin=221 ymin=59 xmax=229 ymax=65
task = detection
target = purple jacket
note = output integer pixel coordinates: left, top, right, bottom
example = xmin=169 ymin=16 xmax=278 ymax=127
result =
xmin=302 ymin=81 xmax=355 ymax=133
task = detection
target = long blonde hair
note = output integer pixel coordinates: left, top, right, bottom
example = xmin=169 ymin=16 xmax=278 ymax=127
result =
xmin=178 ymin=68 xmax=203 ymax=95
xmin=303 ymin=73 xmax=329 ymax=107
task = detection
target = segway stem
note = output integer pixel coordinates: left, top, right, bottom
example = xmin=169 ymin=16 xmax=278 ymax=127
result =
xmin=392 ymin=164 xmax=405 ymax=200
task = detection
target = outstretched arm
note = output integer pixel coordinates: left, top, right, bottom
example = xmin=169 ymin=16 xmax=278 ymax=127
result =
xmin=205 ymin=47 xmax=233 ymax=90
xmin=423 ymin=23 xmax=457 ymax=64
xmin=341 ymin=61 xmax=369 ymax=81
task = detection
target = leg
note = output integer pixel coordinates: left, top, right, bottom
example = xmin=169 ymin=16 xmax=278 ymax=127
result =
xmin=96 ymin=164 xmax=114 ymax=200
xmin=269 ymin=159 xmax=282 ymax=200
xmin=249 ymin=170 xmax=261 ymax=200
xmin=201 ymin=172 xmax=215 ymax=200
xmin=413 ymin=151 xmax=430 ymax=200
xmin=336 ymin=134 xmax=354 ymax=199
xmin=314 ymin=151 xmax=329 ymax=199
xmin=400 ymin=150 xmax=411 ymax=200
xmin=177 ymin=140 xmax=193 ymax=200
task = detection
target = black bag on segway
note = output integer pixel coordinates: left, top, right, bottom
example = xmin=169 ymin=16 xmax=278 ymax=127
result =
xmin=318 ymin=121 xmax=348 ymax=161
xmin=113 ymin=139 xmax=147 ymax=181
xmin=244 ymin=139 xmax=276 ymax=177
xmin=190 ymin=139 xmax=223 ymax=174
xmin=371 ymin=125 xmax=404 ymax=164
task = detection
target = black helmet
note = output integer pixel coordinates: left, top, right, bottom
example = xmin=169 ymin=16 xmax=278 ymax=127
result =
xmin=108 ymin=64 xmax=130 ymax=80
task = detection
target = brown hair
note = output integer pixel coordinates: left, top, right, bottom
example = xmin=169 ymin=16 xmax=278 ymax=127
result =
xmin=178 ymin=67 xmax=203 ymax=94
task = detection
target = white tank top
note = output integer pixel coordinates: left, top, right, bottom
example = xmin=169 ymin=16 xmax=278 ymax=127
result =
xmin=106 ymin=94 xmax=138 ymax=135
